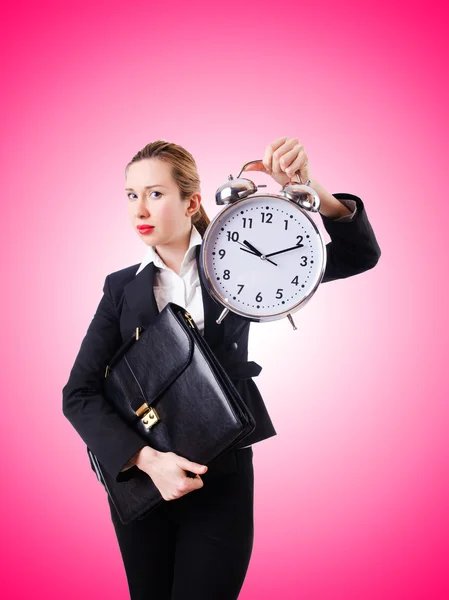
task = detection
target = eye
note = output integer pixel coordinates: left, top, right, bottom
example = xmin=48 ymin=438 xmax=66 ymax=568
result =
xmin=127 ymin=191 xmax=162 ymax=200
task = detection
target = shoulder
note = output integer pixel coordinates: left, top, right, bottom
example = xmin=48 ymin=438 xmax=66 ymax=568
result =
xmin=104 ymin=263 xmax=140 ymax=295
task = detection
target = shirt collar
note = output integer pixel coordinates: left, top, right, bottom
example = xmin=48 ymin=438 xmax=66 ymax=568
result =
xmin=135 ymin=223 xmax=203 ymax=276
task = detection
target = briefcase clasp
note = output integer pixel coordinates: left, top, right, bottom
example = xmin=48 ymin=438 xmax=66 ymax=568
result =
xmin=136 ymin=403 xmax=160 ymax=430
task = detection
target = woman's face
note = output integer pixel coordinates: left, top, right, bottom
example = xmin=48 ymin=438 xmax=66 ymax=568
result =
xmin=126 ymin=158 xmax=195 ymax=247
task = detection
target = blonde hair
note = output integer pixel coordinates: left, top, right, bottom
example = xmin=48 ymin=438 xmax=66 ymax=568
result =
xmin=125 ymin=140 xmax=210 ymax=237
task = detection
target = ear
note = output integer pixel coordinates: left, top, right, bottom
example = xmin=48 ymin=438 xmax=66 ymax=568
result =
xmin=187 ymin=193 xmax=202 ymax=216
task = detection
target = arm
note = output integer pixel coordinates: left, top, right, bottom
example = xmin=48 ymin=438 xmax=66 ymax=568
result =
xmin=62 ymin=275 xmax=148 ymax=482
xmin=318 ymin=191 xmax=381 ymax=283
xmin=330 ymin=197 xmax=357 ymax=222
xmin=258 ymin=137 xmax=379 ymax=280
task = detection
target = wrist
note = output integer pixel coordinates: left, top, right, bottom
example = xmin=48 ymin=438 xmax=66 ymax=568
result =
xmin=310 ymin=179 xmax=353 ymax=219
xmin=131 ymin=446 xmax=159 ymax=469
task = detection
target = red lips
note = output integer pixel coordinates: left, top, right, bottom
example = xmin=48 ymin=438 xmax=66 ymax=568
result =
xmin=137 ymin=225 xmax=155 ymax=234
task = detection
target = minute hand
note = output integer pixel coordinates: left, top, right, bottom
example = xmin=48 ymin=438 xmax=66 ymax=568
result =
xmin=265 ymin=244 xmax=305 ymax=258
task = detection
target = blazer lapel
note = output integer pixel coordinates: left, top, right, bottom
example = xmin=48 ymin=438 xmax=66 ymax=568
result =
xmin=122 ymin=261 xmax=159 ymax=331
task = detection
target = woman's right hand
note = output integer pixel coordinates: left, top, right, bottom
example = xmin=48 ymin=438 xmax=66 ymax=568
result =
xmin=131 ymin=446 xmax=208 ymax=501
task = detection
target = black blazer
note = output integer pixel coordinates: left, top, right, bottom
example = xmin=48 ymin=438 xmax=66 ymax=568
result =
xmin=62 ymin=193 xmax=381 ymax=482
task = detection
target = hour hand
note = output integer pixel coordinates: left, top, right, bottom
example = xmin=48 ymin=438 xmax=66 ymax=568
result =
xmin=243 ymin=240 xmax=262 ymax=256
xmin=238 ymin=241 xmax=278 ymax=266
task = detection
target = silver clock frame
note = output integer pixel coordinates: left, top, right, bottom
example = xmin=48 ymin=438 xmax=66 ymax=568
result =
xmin=198 ymin=160 xmax=327 ymax=331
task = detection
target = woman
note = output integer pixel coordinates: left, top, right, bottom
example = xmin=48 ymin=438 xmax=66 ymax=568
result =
xmin=62 ymin=136 xmax=381 ymax=599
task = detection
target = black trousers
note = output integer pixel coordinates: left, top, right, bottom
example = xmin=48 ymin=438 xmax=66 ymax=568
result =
xmin=107 ymin=447 xmax=255 ymax=600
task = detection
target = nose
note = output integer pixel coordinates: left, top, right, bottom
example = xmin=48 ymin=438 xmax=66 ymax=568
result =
xmin=135 ymin=196 xmax=150 ymax=219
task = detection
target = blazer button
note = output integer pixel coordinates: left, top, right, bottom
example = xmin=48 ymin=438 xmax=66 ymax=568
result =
xmin=230 ymin=342 xmax=238 ymax=351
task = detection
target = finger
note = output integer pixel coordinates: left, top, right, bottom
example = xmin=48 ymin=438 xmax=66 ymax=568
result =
xmin=272 ymin=138 xmax=298 ymax=174
xmin=177 ymin=457 xmax=208 ymax=474
xmin=181 ymin=474 xmax=204 ymax=495
xmin=191 ymin=476 xmax=204 ymax=490
xmin=263 ymin=136 xmax=289 ymax=172
xmin=292 ymin=153 xmax=310 ymax=182
xmin=284 ymin=147 xmax=308 ymax=179
xmin=279 ymin=144 xmax=301 ymax=174
xmin=184 ymin=470 xmax=198 ymax=478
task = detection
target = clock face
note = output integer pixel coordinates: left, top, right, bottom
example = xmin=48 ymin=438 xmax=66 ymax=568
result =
xmin=202 ymin=195 xmax=326 ymax=320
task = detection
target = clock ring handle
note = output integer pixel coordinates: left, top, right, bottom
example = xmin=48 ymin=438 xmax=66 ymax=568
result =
xmin=292 ymin=171 xmax=311 ymax=187
xmin=237 ymin=159 xmax=321 ymax=213
xmin=289 ymin=170 xmax=320 ymax=212
xmin=236 ymin=159 xmax=268 ymax=179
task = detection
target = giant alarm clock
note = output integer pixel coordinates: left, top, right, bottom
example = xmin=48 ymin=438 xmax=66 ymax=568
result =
xmin=198 ymin=159 xmax=327 ymax=331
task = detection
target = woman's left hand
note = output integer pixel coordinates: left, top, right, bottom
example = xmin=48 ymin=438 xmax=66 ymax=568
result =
xmin=245 ymin=136 xmax=354 ymax=220
xmin=245 ymin=136 xmax=311 ymax=187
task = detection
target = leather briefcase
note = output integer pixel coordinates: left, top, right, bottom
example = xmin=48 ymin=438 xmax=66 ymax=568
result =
xmin=87 ymin=301 xmax=256 ymax=524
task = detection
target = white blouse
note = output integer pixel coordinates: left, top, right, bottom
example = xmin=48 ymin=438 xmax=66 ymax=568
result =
xmin=135 ymin=223 xmax=205 ymax=334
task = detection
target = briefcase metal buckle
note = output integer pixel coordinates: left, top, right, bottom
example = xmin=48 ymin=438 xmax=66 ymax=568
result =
xmin=136 ymin=403 xmax=160 ymax=430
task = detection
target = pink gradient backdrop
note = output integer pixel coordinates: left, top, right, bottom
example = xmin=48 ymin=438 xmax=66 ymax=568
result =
xmin=2 ymin=0 xmax=448 ymax=598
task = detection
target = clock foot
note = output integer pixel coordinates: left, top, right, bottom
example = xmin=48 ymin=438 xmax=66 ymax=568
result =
xmin=216 ymin=307 xmax=230 ymax=324
xmin=287 ymin=313 xmax=298 ymax=331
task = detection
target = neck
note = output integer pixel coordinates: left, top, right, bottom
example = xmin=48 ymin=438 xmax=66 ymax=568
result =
xmin=154 ymin=225 xmax=192 ymax=274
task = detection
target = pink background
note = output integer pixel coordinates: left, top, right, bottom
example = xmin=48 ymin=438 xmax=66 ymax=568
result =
xmin=2 ymin=0 xmax=448 ymax=598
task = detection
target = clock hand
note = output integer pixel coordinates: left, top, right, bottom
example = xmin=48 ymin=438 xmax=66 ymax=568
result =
xmin=237 ymin=240 xmax=277 ymax=267
xmin=239 ymin=240 xmax=278 ymax=266
xmin=239 ymin=247 xmax=259 ymax=256
xmin=242 ymin=240 xmax=263 ymax=255
xmin=265 ymin=244 xmax=305 ymax=258
xmin=239 ymin=246 xmax=278 ymax=266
